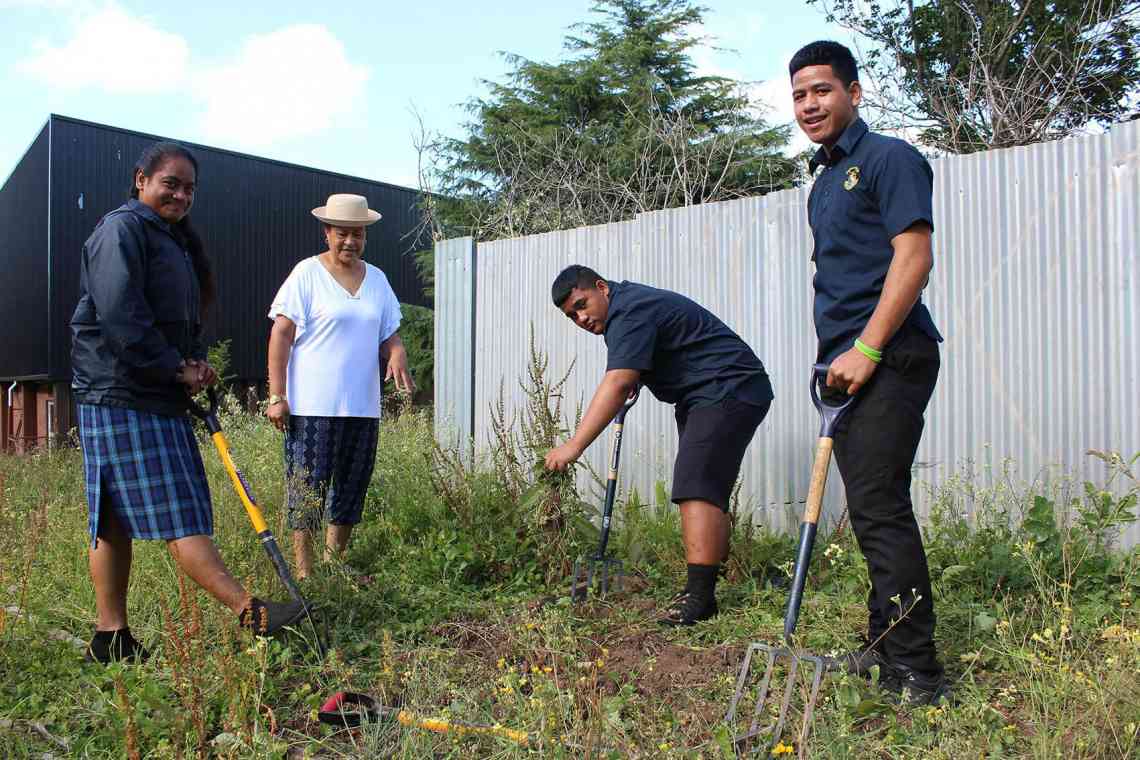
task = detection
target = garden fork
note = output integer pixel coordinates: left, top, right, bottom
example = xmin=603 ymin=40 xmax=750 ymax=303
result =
xmin=725 ymin=364 xmax=856 ymax=754
xmin=571 ymin=386 xmax=640 ymax=602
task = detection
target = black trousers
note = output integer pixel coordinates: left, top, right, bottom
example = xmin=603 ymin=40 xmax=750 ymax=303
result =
xmin=827 ymin=326 xmax=941 ymax=675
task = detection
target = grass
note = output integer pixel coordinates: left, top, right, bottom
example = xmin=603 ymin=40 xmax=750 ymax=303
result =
xmin=0 ymin=396 xmax=1137 ymax=759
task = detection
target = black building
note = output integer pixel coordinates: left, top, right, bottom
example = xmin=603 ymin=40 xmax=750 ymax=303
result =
xmin=0 ymin=114 xmax=428 ymax=451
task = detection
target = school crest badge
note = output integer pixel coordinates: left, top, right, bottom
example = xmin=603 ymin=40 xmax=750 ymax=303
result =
xmin=844 ymin=166 xmax=861 ymax=190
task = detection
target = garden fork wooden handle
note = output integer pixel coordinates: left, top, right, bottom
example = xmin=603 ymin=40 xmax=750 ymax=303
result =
xmin=783 ymin=365 xmax=857 ymax=642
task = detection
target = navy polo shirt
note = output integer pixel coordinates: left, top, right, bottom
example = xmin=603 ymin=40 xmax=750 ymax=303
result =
xmin=807 ymin=117 xmax=943 ymax=363
xmin=603 ymin=280 xmax=773 ymax=412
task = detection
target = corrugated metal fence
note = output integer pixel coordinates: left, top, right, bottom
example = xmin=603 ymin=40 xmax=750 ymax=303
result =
xmin=435 ymin=121 xmax=1140 ymax=549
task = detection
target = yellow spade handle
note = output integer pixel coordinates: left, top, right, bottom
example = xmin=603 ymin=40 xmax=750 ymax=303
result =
xmin=803 ymin=437 xmax=834 ymax=525
xmin=396 ymin=711 xmax=530 ymax=746
xmin=210 ymin=432 xmax=269 ymax=534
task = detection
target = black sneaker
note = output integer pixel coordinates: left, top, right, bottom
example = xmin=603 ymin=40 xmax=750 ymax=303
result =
xmin=659 ymin=592 xmax=718 ymax=627
xmin=824 ymin=640 xmax=889 ymax=678
xmin=880 ymin=664 xmax=953 ymax=706
xmin=86 ymin=628 xmax=150 ymax=665
xmin=239 ymin=598 xmax=308 ymax=636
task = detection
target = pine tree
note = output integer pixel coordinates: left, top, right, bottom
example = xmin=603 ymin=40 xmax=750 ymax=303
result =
xmin=421 ymin=0 xmax=796 ymax=241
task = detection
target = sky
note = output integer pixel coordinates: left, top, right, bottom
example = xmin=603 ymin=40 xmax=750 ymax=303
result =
xmin=0 ymin=0 xmax=857 ymax=190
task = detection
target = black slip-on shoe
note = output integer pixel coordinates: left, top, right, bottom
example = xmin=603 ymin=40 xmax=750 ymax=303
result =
xmin=824 ymin=640 xmax=890 ymax=678
xmin=880 ymin=664 xmax=954 ymax=706
xmin=239 ymin=597 xmax=308 ymax=636
xmin=86 ymin=628 xmax=150 ymax=665
xmin=658 ymin=592 xmax=718 ymax=627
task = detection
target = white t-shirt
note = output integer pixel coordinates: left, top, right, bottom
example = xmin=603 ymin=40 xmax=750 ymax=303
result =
xmin=268 ymin=256 xmax=402 ymax=418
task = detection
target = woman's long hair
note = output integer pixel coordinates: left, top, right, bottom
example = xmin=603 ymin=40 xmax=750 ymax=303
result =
xmin=129 ymin=142 xmax=216 ymax=311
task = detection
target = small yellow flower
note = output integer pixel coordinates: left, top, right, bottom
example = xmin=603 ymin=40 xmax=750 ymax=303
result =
xmin=772 ymin=741 xmax=795 ymax=755
xmin=543 ymin=666 xmax=553 ymax=673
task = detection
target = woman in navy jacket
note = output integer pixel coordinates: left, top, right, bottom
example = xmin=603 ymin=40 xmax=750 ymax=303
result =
xmin=71 ymin=142 xmax=304 ymax=663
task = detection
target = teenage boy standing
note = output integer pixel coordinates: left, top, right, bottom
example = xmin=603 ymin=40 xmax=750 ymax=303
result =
xmin=790 ymin=40 xmax=949 ymax=703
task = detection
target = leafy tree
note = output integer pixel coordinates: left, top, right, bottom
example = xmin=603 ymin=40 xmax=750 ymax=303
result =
xmin=812 ymin=0 xmax=1140 ymax=152
xmin=418 ymin=0 xmax=797 ymax=241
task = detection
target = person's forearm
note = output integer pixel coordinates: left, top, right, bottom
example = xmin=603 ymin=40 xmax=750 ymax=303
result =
xmin=859 ymin=229 xmax=933 ymax=350
xmin=380 ymin=333 xmax=404 ymax=360
xmin=267 ymin=329 xmax=293 ymax=396
xmin=570 ymin=370 xmax=639 ymax=452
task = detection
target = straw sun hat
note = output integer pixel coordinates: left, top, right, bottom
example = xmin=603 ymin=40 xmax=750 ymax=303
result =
xmin=311 ymin=193 xmax=381 ymax=226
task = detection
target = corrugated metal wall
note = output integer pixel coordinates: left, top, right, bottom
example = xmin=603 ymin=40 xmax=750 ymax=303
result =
xmin=42 ymin=115 xmax=429 ymax=382
xmin=438 ymin=120 xmax=1140 ymax=548
xmin=0 ymin=123 xmax=51 ymax=378
xmin=434 ymin=237 xmax=476 ymax=454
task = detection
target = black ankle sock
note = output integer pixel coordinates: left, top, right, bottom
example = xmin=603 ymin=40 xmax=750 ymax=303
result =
xmin=686 ymin=563 xmax=719 ymax=601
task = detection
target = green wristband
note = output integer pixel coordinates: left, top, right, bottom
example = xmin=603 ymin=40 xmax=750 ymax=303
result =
xmin=854 ymin=338 xmax=882 ymax=363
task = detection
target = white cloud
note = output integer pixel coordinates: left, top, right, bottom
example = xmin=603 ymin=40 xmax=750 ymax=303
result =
xmin=753 ymin=75 xmax=814 ymax=156
xmin=690 ymin=37 xmax=810 ymax=157
xmin=12 ymin=6 xmax=368 ymax=150
xmin=192 ymin=24 xmax=369 ymax=149
xmin=0 ymin=0 xmax=75 ymax=8
xmin=16 ymin=3 xmax=190 ymax=94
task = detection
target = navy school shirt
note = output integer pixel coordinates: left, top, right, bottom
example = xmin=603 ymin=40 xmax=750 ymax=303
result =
xmin=603 ymin=280 xmax=773 ymax=413
xmin=807 ymin=117 xmax=943 ymax=363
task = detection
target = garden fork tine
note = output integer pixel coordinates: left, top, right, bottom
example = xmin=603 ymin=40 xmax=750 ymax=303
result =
xmin=725 ymin=643 xmax=825 ymax=754
xmin=571 ymin=387 xmax=639 ymax=602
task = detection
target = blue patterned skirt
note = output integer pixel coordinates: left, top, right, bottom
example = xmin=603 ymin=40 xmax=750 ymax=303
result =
xmin=284 ymin=415 xmax=379 ymax=531
xmin=78 ymin=404 xmax=213 ymax=548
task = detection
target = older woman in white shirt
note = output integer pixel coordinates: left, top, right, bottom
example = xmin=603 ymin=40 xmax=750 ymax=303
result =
xmin=266 ymin=194 xmax=414 ymax=580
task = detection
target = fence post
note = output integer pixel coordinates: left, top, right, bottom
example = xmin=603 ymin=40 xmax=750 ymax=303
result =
xmin=433 ymin=237 xmax=477 ymax=464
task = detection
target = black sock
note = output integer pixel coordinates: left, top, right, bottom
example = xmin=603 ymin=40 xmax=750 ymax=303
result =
xmin=686 ymin=563 xmax=719 ymax=602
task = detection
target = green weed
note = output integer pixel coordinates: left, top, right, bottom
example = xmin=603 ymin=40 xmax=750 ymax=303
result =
xmin=0 ymin=400 xmax=1136 ymax=758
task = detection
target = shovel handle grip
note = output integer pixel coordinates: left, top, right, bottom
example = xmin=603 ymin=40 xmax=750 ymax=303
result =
xmin=616 ymin=385 xmax=640 ymax=419
xmin=810 ymin=364 xmax=857 ymax=438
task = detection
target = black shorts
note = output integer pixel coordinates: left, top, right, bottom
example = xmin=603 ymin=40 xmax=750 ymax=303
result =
xmin=671 ymin=397 xmax=770 ymax=512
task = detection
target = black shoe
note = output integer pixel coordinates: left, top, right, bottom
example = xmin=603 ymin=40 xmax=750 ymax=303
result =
xmin=659 ymin=592 xmax=718 ymax=627
xmin=880 ymin=664 xmax=953 ymax=706
xmin=824 ymin=640 xmax=889 ymax=678
xmin=239 ymin=598 xmax=308 ymax=636
xmin=86 ymin=628 xmax=150 ymax=665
